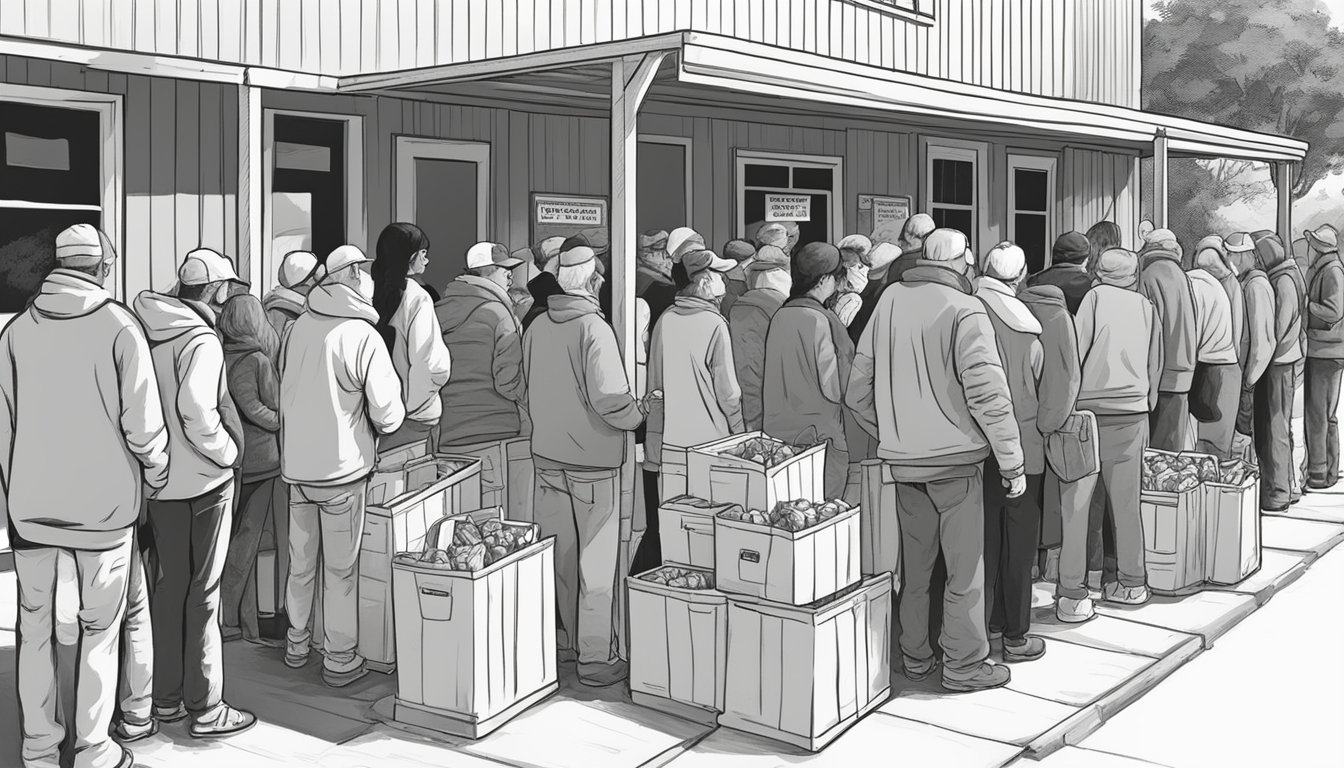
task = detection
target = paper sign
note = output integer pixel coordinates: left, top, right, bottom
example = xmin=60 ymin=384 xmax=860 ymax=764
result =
xmin=535 ymin=196 xmax=606 ymax=226
xmin=765 ymin=194 xmax=811 ymax=222
xmin=873 ymin=197 xmax=911 ymax=228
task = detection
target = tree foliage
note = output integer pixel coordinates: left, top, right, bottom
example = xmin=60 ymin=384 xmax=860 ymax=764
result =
xmin=1144 ymin=0 xmax=1344 ymax=199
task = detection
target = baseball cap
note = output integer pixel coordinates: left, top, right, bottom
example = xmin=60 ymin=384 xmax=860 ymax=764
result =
xmin=682 ymin=249 xmax=736 ymax=277
xmin=559 ymin=246 xmax=596 ymax=268
xmin=745 ymin=244 xmax=789 ymax=273
xmin=322 ymin=245 xmax=370 ymax=281
xmin=179 ymin=248 xmax=245 ymax=286
xmin=278 ymin=250 xmax=318 ymax=288
xmin=1224 ymin=232 xmax=1256 ymax=253
xmin=466 ymin=242 xmax=524 ymax=270
xmin=55 ymin=224 xmax=110 ymax=265
xmin=640 ymin=230 xmax=669 ymax=249
xmin=537 ymin=236 xmax=567 ymax=265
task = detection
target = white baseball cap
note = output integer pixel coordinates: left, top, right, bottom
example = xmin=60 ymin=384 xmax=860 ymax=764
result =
xmin=465 ymin=242 xmax=524 ymax=270
xmin=322 ymin=245 xmax=370 ymax=281
xmin=278 ymin=250 xmax=318 ymax=288
xmin=179 ymin=248 xmax=245 ymax=286
xmin=55 ymin=224 xmax=112 ymax=266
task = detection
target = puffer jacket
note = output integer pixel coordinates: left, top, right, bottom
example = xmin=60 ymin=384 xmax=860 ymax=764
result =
xmin=1019 ymin=284 xmax=1081 ymax=438
xmin=729 ymin=287 xmax=787 ymax=432
xmin=1139 ymin=247 xmax=1198 ymax=392
xmin=1076 ymin=284 xmax=1163 ymax=416
xmin=436 ymin=275 xmax=526 ymax=446
xmin=646 ymin=296 xmax=744 ymax=451
xmin=976 ymin=277 xmax=1045 ymax=474
xmin=224 ymin=342 xmax=281 ymax=483
xmin=1306 ymin=252 xmax=1344 ymax=359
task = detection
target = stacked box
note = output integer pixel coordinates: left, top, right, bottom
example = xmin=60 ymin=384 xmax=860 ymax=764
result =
xmin=719 ymin=574 xmax=892 ymax=752
xmin=442 ymin=438 xmax=534 ymax=522
xmin=687 ymin=432 xmax=824 ymax=512
xmin=1140 ymin=485 xmax=1206 ymax=596
xmin=660 ymin=496 xmax=740 ymax=570
xmin=1203 ymin=461 xmax=1261 ymax=586
xmin=713 ymin=505 xmax=860 ymax=606
xmin=368 ymin=442 xmax=430 ymax=505
xmin=627 ymin=565 xmax=726 ymax=723
xmin=857 ymin=460 xmax=901 ymax=590
xmin=660 ymin=445 xmax=689 ymax=502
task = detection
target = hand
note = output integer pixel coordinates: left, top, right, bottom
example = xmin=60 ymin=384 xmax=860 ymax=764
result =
xmin=1004 ymin=474 xmax=1027 ymax=499
xmin=835 ymin=292 xmax=863 ymax=327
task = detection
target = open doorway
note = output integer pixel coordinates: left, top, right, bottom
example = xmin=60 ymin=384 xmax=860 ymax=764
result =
xmin=394 ymin=137 xmax=490 ymax=299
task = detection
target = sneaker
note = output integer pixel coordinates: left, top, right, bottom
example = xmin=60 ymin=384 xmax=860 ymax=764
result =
xmin=1102 ymin=582 xmax=1151 ymax=606
xmin=323 ymin=661 xmax=369 ymax=688
xmin=189 ymin=703 xmax=257 ymax=739
xmin=114 ymin=747 xmax=135 ymax=768
xmin=1043 ymin=548 xmax=1061 ymax=583
xmin=284 ymin=644 xmax=310 ymax=669
xmin=942 ymin=662 xmax=1011 ymax=693
xmin=1056 ymin=595 xmax=1097 ymax=623
xmin=113 ymin=716 xmax=158 ymax=743
xmin=577 ymin=659 xmax=629 ymax=687
xmin=152 ymin=703 xmax=188 ymax=723
xmin=1261 ymin=505 xmax=1289 ymax=515
xmin=903 ymin=657 xmax=939 ymax=682
xmin=558 ymin=648 xmax=579 ymax=664
xmin=1002 ymin=636 xmax=1047 ymax=663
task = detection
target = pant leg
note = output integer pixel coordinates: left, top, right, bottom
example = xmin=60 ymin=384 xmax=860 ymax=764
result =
xmin=1196 ymin=364 xmax=1242 ymax=459
xmin=1236 ymin=383 xmax=1256 ymax=437
xmin=221 ymin=479 xmax=271 ymax=630
xmin=284 ymin=487 xmax=323 ymax=655
xmin=894 ymin=481 xmax=940 ymax=666
xmin=120 ymin=536 xmax=153 ymax=723
xmin=309 ymin=480 xmax=367 ymax=672
xmin=1330 ymin=362 xmax=1343 ymax=481
xmin=1002 ymin=474 xmax=1043 ymax=640
xmin=629 ymin=469 xmax=662 ymax=575
xmin=1306 ymin=358 xmax=1344 ymax=483
xmin=272 ymin=481 xmax=292 ymax=616
xmin=1039 ymin=467 xmax=1063 ymax=550
xmin=1086 ymin=481 xmax=1105 ymax=573
xmin=14 ymin=547 xmax=62 ymax=768
xmin=54 ymin=549 xmax=79 ymax=647
xmin=823 ymin=447 xmax=850 ymax=500
xmin=70 ymin=542 xmax=132 ymax=768
xmin=183 ymin=482 xmax=232 ymax=714
xmin=981 ymin=458 xmax=1006 ymax=635
xmin=564 ymin=468 xmax=622 ymax=666
xmin=147 ymin=499 xmax=190 ymax=708
xmin=1057 ymin=472 xmax=1099 ymax=600
xmin=929 ymin=470 xmax=989 ymax=673
xmin=1257 ymin=364 xmax=1294 ymax=509
xmin=534 ymin=465 xmax=579 ymax=654
xmin=1099 ymin=416 xmax=1149 ymax=589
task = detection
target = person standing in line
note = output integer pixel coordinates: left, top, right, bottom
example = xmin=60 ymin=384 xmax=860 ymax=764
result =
xmin=1138 ymin=229 xmax=1198 ymax=451
xmin=1186 ymin=244 xmax=1243 ymax=459
xmin=1225 ymin=232 xmax=1276 ymax=452
xmin=1085 ymin=221 xmax=1124 ymax=273
xmin=1254 ymin=234 xmax=1303 ymax=512
xmin=2 ymin=225 xmax=170 ymax=768
xmin=668 ymin=226 xmax=708 ymax=267
xmin=279 ymin=245 xmax=406 ymax=687
xmin=846 ymin=228 xmax=1025 ymax=693
xmin=435 ymin=241 xmax=528 ymax=450
xmin=635 ymin=230 xmax=678 ymax=326
xmin=524 ymin=244 xmax=646 ymax=686
xmin=263 ymin=250 xmax=318 ymax=337
xmin=728 ymin=245 xmax=791 ymax=433
xmin=871 ymin=213 xmax=936 ymax=297
xmin=973 ymin=243 xmax=1048 ymax=661
xmin=218 ymin=294 xmax=287 ymax=645
xmin=1027 ymin=231 xmax=1093 ymax=315
xmin=370 ymin=223 xmax=452 ymax=450
xmin=719 ymin=239 xmax=758 ymax=318
xmin=1070 ymin=248 xmax=1162 ymax=609
xmin=762 ymin=243 xmax=853 ymax=498
xmin=1303 ymin=225 xmax=1344 ymax=490
xmin=134 ymin=249 xmax=255 ymax=737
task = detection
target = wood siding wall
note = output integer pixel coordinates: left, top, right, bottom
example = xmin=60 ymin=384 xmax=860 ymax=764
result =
xmin=1 ymin=0 xmax=1141 ymax=108
xmin=0 ymin=55 xmax=237 ymax=298
xmin=1061 ymin=147 xmax=1139 ymax=246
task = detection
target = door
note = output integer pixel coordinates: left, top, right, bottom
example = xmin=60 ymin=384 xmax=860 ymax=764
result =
xmin=395 ymin=137 xmax=490 ymax=298
xmin=637 ymin=137 xmax=691 ymax=236
xmin=272 ymin=115 xmax=346 ymax=262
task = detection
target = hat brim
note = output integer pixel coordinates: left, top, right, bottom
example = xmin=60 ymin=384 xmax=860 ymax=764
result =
xmin=497 ymin=257 xmax=526 ymax=269
xmin=1306 ymin=231 xmax=1338 ymax=252
xmin=1225 ymin=243 xmax=1256 ymax=254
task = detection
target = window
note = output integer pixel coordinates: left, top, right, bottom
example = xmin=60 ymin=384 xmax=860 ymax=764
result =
xmin=924 ymin=140 xmax=985 ymax=253
xmin=736 ymin=152 xmax=844 ymax=250
xmin=1007 ymin=155 xmax=1057 ymax=274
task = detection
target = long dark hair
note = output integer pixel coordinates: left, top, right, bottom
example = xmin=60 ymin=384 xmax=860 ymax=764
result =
xmin=1086 ymin=221 xmax=1123 ymax=273
xmin=372 ymin=222 xmax=430 ymax=352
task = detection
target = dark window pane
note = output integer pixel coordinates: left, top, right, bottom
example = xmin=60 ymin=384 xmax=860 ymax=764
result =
xmin=792 ymin=167 xmax=834 ymax=191
xmin=932 ymin=207 xmax=973 ymax=245
xmin=638 ymin=141 xmax=687 ymax=235
xmin=744 ymin=190 xmax=767 ymax=228
xmin=0 ymin=101 xmax=100 ymax=206
xmin=272 ymin=115 xmax=345 ymax=259
xmin=744 ymin=163 xmax=789 ymax=188
xmin=933 ymin=158 xmax=974 ymax=206
xmin=797 ymin=193 xmax=829 ymax=248
xmin=0 ymin=208 xmax=100 ymax=312
xmin=1015 ymin=213 xmax=1049 ymax=275
xmin=954 ymin=160 xmax=974 ymax=205
xmin=1015 ymin=169 xmax=1049 ymax=212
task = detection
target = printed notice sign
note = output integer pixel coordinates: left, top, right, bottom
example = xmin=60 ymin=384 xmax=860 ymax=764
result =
xmin=765 ymin=194 xmax=812 ymax=222
xmin=873 ymin=196 xmax=911 ymax=228
xmin=535 ymin=196 xmax=606 ymax=226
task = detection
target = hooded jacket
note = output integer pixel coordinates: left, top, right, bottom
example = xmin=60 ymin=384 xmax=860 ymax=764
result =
xmin=436 ymin=275 xmax=526 ymax=445
xmin=134 ymin=292 xmax=240 ymax=500
xmin=524 ymin=293 xmax=644 ymax=468
xmin=976 ymin=277 xmax=1046 ymax=474
xmin=1019 ymin=285 xmax=1081 ymax=439
xmin=846 ymin=263 xmax=1024 ymax=477
xmin=1026 ymin=262 xmax=1091 ymax=316
xmin=854 ymin=241 xmax=907 ymax=343
xmin=1264 ymin=254 xmax=1305 ymax=365
xmin=1220 ymin=272 xmax=1246 ymax=367
xmin=1075 ymin=284 xmax=1163 ymax=416
xmin=224 ymin=341 xmax=281 ymax=483
xmin=263 ymin=285 xmax=307 ymax=338
xmin=1238 ymin=267 xmax=1276 ymax=387
xmin=388 ymin=278 xmax=452 ymax=427
xmin=647 ymin=296 xmax=745 ymax=451
xmin=0 ymin=270 xmax=169 ymax=550
xmin=762 ymin=296 xmax=854 ymax=454
xmin=1139 ymin=247 xmax=1198 ymax=392
xmin=729 ymin=287 xmax=787 ymax=432
xmin=1187 ymin=269 xmax=1239 ymax=365
xmin=1306 ymin=251 xmax=1344 ymax=359
xmin=522 ymin=272 xmax=565 ymax=333
xmin=279 ymin=282 xmax=406 ymax=487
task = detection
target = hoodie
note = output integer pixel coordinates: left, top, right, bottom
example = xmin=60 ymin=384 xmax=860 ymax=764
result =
xmin=0 ymin=270 xmax=170 ymax=550
xmin=523 ymin=293 xmax=644 ymax=469
xmin=1262 ymin=250 xmax=1305 ymax=365
xmin=1187 ymin=269 xmax=1239 ymax=365
xmin=1139 ymin=247 xmax=1198 ymax=392
xmin=1075 ymin=284 xmax=1163 ymax=416
xmin=647 ymin=296 xmax=745 ymax=452
xmin=224 ymin=341 xmax=281 ymax=483
xmin=135 ymin=292 xmax=240 ymax=500
xmin=729 ymin=287 xmax=787 ymax=431
xmin=1019 ymin=285 xmax=1081 ymax=439
xmin=279 ymin=282 xmax=406 ymax=487
xmin=976 ymin=277 xmax=1045 ymax=473
xmin=263 ymin=285 xmax=307 ymax=338
xmin=1239 ymin=266 xmax=1276 ymax=388
xmin=388 ymin=278 xmax=452 ymax=427
xmin=1306 ymin=251 xmax=1344 ymax=359
xmin=522 ymin=272 xmax=565 ymax=333
xmin=1026 ymin=262 xmax=1091 ymax=315
xmin=436 ymin=275 xmax=526 ymax=446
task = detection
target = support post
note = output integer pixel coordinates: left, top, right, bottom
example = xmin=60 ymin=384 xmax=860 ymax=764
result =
xmin=1275 ymin=160 xmax=1294 ymax=247
xmin=1152 ymin=128 xmax=1168 ymax=230
xmin=238 ymin=83 xmax=264 ymax=295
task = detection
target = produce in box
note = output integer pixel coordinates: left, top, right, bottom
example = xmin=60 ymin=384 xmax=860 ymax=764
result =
xmin=1141 ymin=451 xmax=1219 ymax=492
xmin=638 ymin=566 xmax=715 ymax=590
xmin=395 ymin=518 xmax=537 ymax=572
xmin=719 ymin=436 xmax=805 ymax=468
xmin=717 ymin=498 xmax=851 ymax=533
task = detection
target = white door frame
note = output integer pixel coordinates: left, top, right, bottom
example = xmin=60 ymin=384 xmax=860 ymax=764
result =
xmin=393 ymin=136 xmax=491 ymax=241
xmin=1006 ymin=152 xmax=1059 ymax=265
xmin=922 ymin=136 xmax=990 ymax=254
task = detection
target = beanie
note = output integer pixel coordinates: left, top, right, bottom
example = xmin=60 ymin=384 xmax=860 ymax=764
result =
xmin=1094 ymin=248 xmax=1140 ymax=288
xmin=1051 ymin=231 xmax=1090 ymax=265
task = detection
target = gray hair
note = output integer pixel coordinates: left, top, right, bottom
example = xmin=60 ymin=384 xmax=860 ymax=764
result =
xmin=557 ymin=260 xmax=596 ymax=292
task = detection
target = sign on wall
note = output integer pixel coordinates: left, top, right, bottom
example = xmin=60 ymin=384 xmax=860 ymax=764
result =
xmin=765 ymin=194 xmax=812 ymax=222
xmin=857 ymin=194 xmax=912 ymax=238
xmin=530 ymin=193 xmax=609 ymax=251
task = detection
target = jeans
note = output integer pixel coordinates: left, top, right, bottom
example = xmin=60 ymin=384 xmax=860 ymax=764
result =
xmin=894 ymin=467 xmax=988 ymax=674
xmin=222 ymin=477 xmax=287 ymax=639
xmin=120 ymin=537 xmax=153 ymax=724
xmin=1056 ymin=470 xmax=1101 ymax=601
xmin=1150 ymin=391 xmax=1190 ymax=451
xmin=16 ymin=541 xmax=133 ymax=768
xmin=1040 ymin=468 xmax=1063 ymax=550
xmin=982 ymin=459 xmax=1042 ymax=642
xmin=534 ymin=462 xmax=621 ymax=666
xmin=1305 ymin=357 xmax=1344 ymax=484
xmin=1194 ymin=362 xmax=1242 ymax=460
xmin=1061 ymin=414 xmax=1149 ymax=597
xmin=147 ymin=481 xmax=233 ymax=715
xmin=1256 ymin=363 xmax=1296 ymax=509
xmin=285 ymin=479 xmax=367 ymax=673
xmin=823 ymin=445 xmax=851 ymax=500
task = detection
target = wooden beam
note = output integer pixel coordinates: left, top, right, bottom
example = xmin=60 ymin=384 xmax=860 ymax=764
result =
xmin=1152 ymin=128 xmax=1168 ymax=230
xmin=1276 ymin=161 xmax=1294 ymax=247
xmin=238 ymin=84 xmax=265 ymax=294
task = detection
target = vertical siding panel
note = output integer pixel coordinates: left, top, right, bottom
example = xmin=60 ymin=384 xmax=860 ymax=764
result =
xmin=198 ymin=0 xmax=220 ymax=59
xmin=989 ymin=0 xmax=1001 ymax=90
xmin=338 ymin=0 xmax=360 ymax=69
xmin=132 ymin=0 xmax=154 ymax=50
xmin=521 ymin=0 xmax=541 ymax=52
xmin=533 ymin=0 xmax=550 ymax=51
xmin=107 ymin=0 xmax=133 ymax=48
xmin=1029 ymin=0 xmax=1040 ymax=95
xmin=221 ymin=85 xmax=237 ymax=260
xmin=747 ymin=0 xmax=765 ymax=42
xmin=659 ymin=0 xmax=677 ymax=34
xmin=867 ymin=9 xmax=880 ymax=68
xmin=258 ymin=0 xmax=279 ymax=67
xmin=945 ymin=0 xmax=959 ymax=82
xmin=593 ymin=0 xmax=611 ymax=44
xmin=453 ymin=0 xmax=471 ymax=62
xmin=176 ymin=82 xmax=200 ymax=257
xmin=692 ymin=117 xmax=713 ymax=234
xmin=765 ymin=0 xmax=781 ymax=47
xmin=378 ymin=0 xmax=399 ymax=68
xmin=815 ymin=0 xmax=829 ymax=57
xmin=711 ymin=119 xmax=731 ymax=246
xmin=24 ymin=0 xmax=50 ymax=38
xmin=126 ymin=76 xmax=153 ymax=298
xmin=717 ymin=0 xmax=732 ymax=36
xmin=789 ymin=0 xmax=804 ymax=49
xmin=397 ymin=0 xmax=417 ymax=67
xmin=487 ymin=0 xmax=506 ymax=55
xmin=26 ymin=60 xmax=51 ymax=86
xmin=905 ymin=14 xmax=916 ymax=72
xmin=361 ymin=0 xmax=379 ymax=71
xmin=155 ymin=0 xmax=177 ymax=53
xmin=177 ymin=0 xmax=199 ymax=56
xmin=199 ymin=82 xmax=225 ymax=253
xmin=509 ymin=112 xmax=529 ymax=247
xmin=880 ymin=15 xmax=895 ymax=71
xmin=840 ymin=2 xmax=855 ymax=61
xmin=828 ymin=1 xmax=843 ymax=59
xmin=0 ymin=1 xmax=22 ymax=36
xmin=556 ymin=0 xmax=572 ymax=47
xmin=149 ymin=78 xmax=177 ymax=293
xmin=49 ymin=0 xmax=80 ymax=43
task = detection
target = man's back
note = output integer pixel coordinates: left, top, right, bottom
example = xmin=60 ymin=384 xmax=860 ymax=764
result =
xmin=1076 ymin=285 xmax=1159 ymax=415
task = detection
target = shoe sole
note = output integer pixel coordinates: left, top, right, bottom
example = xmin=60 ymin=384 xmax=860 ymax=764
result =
xmin=284 ymin=656 xmax=308 ymax=669
xmin=941 ymin=677 xmax=1010 ymax=693
xmin=189 ymin=718 xmax=257 ymax=740
xmin=114 ymin=721 xmax=159 ymax=743
xmin=1003 ymin=649 xmax=1046 ymax=663
xmin=153 ymin=709 xmax=188 ymax=724
xmin=1057 ymin=612 xmax=1096 ymax=624
xmin=323 ymin=669 xmax=369 ymax=688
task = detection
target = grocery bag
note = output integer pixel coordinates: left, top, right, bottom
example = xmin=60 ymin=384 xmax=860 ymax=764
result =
xmin=1045 ymin=410 xmax=1099 ymax=482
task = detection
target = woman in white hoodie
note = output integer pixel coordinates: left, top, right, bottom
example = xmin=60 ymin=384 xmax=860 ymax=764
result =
xmin=371 ymin=223 xmax=452 ymax=450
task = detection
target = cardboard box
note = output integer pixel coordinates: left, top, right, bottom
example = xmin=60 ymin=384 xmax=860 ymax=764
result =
xmin=687 ymin=432 xmax=825 ymax=512
xmin=857 ymin=460 xmax=901 ymax=590
xmin=368 ymin=442 xmax=430 ymax=505
xmin=1141 ymin=485 xmax=1206 ymax=596
xmin=660 ymin=445 xmax=689 ymax=502
xmin=392 ymin=509 xmax=557 ymax=739
xmin=713 ymin=504 xmax=860 ymax=605
xmin=1203 ymin=463 xmax=1261 ymax=586
xmin=660 ymin=496 xmax=740 ymax=570
xmin=719 ymin=574 xmax=892 ymax=752
xmin=442 ymin=438 xmax=534 ymax=521
xmin=628 ymin=565 xmax=726 ymax=723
